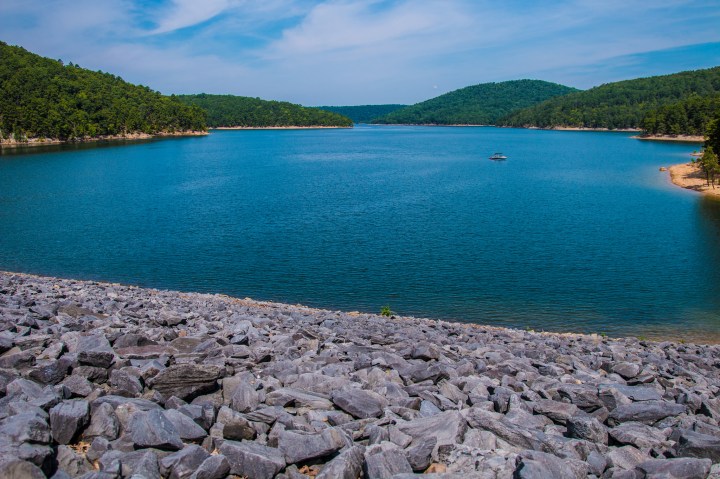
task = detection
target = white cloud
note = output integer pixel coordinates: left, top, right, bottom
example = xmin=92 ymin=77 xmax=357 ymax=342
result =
xmin=150 ymin=0 xmax=236 ymax=34
xmin=0 ymin=0 xmax=719 ymax=104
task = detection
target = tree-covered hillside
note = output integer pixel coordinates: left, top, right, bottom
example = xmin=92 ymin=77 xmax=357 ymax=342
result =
xmin=641 ymin=94 xmax=720 ymax=136
xmin=0 ymin=42 xmax=206 ymax=141
xmin=499 ymin=67 xmax=720 ymax=130
xmin=178 ymin=94 xmax=353 ymax=128
xmin=372 ymin=80 xmax=578 ymax=125
xmin=314 ymin=104 xmax=407 ymax=123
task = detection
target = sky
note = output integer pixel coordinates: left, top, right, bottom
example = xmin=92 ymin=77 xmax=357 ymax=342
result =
xmin=1 ymin=0 xmax=720 ymax=106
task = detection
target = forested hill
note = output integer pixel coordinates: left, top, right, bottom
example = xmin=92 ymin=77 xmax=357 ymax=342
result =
xmin=499 ymin=67 xmax=720 ymax=130
xmin=641 ymin=94 xmax=720 ymax=136
xmin=0 ymin=42 xmax=206 ymax=142
xmin=372 ymin=80 xmax=578 ymax=125
xmin=314 ymin=104 xmax=407 ymax=123
xmin=177 ymin=94 xmax=353 ymax=128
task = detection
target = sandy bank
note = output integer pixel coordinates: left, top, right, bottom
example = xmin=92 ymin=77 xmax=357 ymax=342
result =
xmin=633 ymin=134 xmax=705 ymax=143
xmin=548 ymin=126 xmax=641 ymax=132
xmin=213 ymin=126 xmax=352 ymax=130
xmin=668 ymin=162 xmax=720 ymax=197
xmin=0 ymin=130 xmax=208 ymax=149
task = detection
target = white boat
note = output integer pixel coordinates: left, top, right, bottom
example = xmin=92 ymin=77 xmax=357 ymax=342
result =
xmin=489 ymin=152 xmax=507 ymax=160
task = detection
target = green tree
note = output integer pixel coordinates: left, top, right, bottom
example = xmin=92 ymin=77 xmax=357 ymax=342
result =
xmin=699 ymin=146 xmax=719 ymax=188
xmin=706 ymin=116 xmax=720 ymax=155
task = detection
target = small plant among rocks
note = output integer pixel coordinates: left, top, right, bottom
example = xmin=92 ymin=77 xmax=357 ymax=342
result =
xmin=380 ymin=305 xmax=393 ymax=317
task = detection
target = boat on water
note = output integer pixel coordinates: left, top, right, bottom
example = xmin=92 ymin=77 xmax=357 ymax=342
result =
xmin=690 ymin=151 xmax=704 ymax=157
xmin=489 ymin=152 xmax=507 ymax=160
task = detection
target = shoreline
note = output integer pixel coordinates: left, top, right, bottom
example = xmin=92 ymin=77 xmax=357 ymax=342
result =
xmin=0 ymin=130 xmax=208 ymax=149
xmin=668 ymin=161 xmax=720 ymax=197
xmin=2 ymin=270 xmax=717 ymax=345
xmin=1 ymin=269 xmax=719 ymax=477
xmin=212 ymin=125 xmax=352 ymax=130
xmin=633 ymin=134 xmax=704 ymax=143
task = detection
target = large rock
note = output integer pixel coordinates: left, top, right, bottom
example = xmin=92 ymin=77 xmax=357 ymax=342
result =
xmin=608 ymin=422 xmax=668 ymax=450
xmin=332 ymin=388 xmax=388 ymax=419
xmin=190 ymin=455 xmax=231 ymax=479
xmin=316 ymin=445 xmax=365 ymax=479
xmin=230 ymin=381 xmax=260 ymax=413
xmin=160 ymin=445 xmax=210 ymax=479
xmin=607 ymin=445 xmax=649 ymax=470
xmin=397 ymin=411 xmax=466 ymax=460
xmin=0 ymin=460 xmax=46 ymax=479
xmin=49 ymin=400 xmax=90 ymax=444
xmin=516 ymin=450 xmax=588 ymax=479
xmin=636 ymin=458 xmax=712 ymax=479
xmin=264 ymin=387 xmax=334 ymax=410
xmin=162 ymin=409 xmax=207 ymax=442
xmin=219 ymin=440 xmax=286 ymax=479
xmin=674 ymin=429 xmax=720 ymax=462
xmin=83 ymin=402 xmax=120 ymax=441
xmin=406 ymin=437 xmax=437 ymax=471
xmin=216 ymin=406 xmax=256 ymax=441
xmin=129 ymin=409 xmax=184 ymax=450
xmin=150 ymin=364 xmax=223 ymax=401
xmin=533 ymin=399 xmax=579 ymax=425
xmin=278 ymin=427 xmax=347 ymax=464
xmin=0 ymin=412 xmax=51 ymax=445
xmin=363 ymin=446 xmax=413 ymax=479
xmin=566 ymin=415 xmax=608 ymax=444
xmin=607 ymin=401 xmax=686 ymax=426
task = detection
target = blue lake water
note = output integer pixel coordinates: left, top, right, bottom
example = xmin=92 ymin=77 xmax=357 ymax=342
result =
xmin=1 ymin=126 xmax=717 ymax=340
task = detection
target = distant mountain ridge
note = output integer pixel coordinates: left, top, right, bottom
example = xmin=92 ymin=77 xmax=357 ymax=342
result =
xmin=178 ymin=94 xmax=352 ymax=128
xmin=314 ymin=105 xmax=407 ymax=123
xmin=372 ymin=80 xmax=579 ymax=125
xmin=499 ymin=67 xmax=720 ymax=131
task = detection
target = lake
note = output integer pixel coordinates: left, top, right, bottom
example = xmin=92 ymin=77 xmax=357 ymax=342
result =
xmin=1 ymin=126 xmax=717 ymax=341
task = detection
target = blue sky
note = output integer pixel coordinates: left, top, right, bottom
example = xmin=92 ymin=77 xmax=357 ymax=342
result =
xmin=1 ymin=0 xmax=720 ymax=105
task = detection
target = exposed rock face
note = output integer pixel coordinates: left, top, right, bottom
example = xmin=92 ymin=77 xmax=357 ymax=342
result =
xmin=0 ymin=271 xmax=719 ymax=478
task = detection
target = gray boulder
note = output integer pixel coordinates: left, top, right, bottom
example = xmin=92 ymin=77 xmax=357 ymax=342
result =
xmin=0 ymin=460 xmax=46 ymax=479
xmin=364 ymin=446 xmax=413 ymax=479
xmin=219 ymin=440 xmax=286 ymax=479
xmin=332 ymin=388 xmax=388 ymax=419
xmin=515 ymin=450 xmax=587 ymax=479
xmin=607 ymin=401 xmax=686 ymax=426
xmin=674 ymin=429 xmax=720 ymax=462
xmin=278 ymin=427 xmax=347 ymax=464
xmin=160 ymin=445 xmax=210 ymax=479
xmin=216 ymin=406 xmax=256 ymax=441
xmin=636 ymin=457 xmax=712 ymax=479
xmin=129 ymin=409 xmax=184 ymax=450
xmin=162 ymin=409 xmax=207 ymax=442
xmin=150 ymin=364 xmax=222 ymax=401
xmin=49 ymin=400 xmax=90 ymax=444
xmin=316 ymin=445 xmax=365 ymax=479
xmin=190 ymin=455 xmax=231 ymax=479
xmin=566 ymin=415 xmax=608 ymax=444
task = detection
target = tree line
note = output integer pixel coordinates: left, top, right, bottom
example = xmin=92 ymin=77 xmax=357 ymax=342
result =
xmin=177 ymin=94 xmax=353 ymax=128
xmin=0 ymin=42 xmax=207 ymax=141
xmin=372 ymin=80 xmax=578 ymax=125
xmin=498 ymin=67 xmax=720 ymax=131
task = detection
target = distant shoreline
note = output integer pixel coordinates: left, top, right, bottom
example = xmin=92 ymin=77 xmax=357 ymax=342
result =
xmin=0 ymin=130 xmax=208 ymax=149
xmin=668 ymin=162 xmax=720 ymax=197
xmin=633 ymin=134 xmax=705 ymax=143
xmin=212 ymin=125 xmax=352 ymax=130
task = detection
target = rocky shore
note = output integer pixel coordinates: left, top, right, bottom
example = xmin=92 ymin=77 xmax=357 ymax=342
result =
xmin=1 ymin=271 xmax=719 ymax=479
xmin=0 ymin=131 xmax=208 ymax=149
